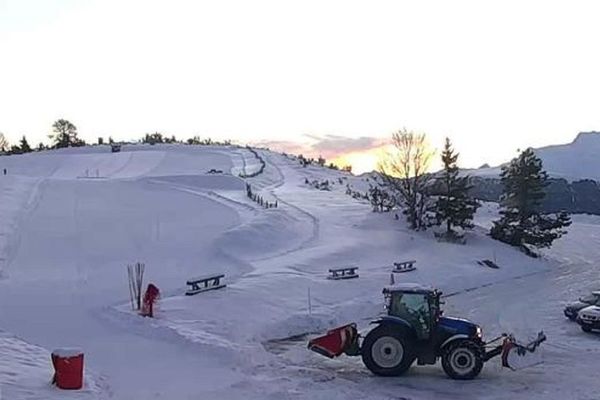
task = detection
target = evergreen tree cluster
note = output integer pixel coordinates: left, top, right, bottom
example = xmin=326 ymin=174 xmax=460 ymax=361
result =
xmin=186 ymin=136 xmax=231 ymax=146
xmin=0 ymin=132 xmax=41 ymax=155
xmin=142 ymin=132 xmax=165 ymax=145
xmin=368 ymin=186 xmax=396 ymax=212
xmin=345 ymin=184 xmax=369 ymax=200
xmin=377 ymin=133 xmax=570 ymax=252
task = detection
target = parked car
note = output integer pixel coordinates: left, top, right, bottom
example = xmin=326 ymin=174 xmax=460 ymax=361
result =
xmin=564 ymin=291 xmax=600 ymax=320
xmin=577 ymin=305 xmax=600 ymax=332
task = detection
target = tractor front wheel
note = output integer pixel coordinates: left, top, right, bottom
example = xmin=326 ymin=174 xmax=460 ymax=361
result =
xmin=361 ymin=325 xmax=416 ymax=376
xmin=441 ymin=340 xmax=484 ymax=380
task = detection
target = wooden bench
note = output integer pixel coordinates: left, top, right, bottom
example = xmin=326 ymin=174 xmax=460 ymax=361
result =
xmin=477 ymin=259 xmax=499 ymax=269
xmin=328 ymin=267 xmax=359 ymax=280
xmin=185 ymin=274 xmax=226 ymax=295
xmin=392 ymin=260 xmax=417 ymax=273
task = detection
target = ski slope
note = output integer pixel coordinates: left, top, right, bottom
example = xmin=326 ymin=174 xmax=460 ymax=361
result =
xmin=0 ymin=144 xmax=598 ymax=399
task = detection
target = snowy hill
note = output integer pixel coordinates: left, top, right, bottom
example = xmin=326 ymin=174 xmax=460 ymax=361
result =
xmin=534 ymin=132 xmax=600 ymax=181
xmin=467 ymin=131 xmax=600 ymax=182
xmin=0 ymin=144 xmax=599 ymax=399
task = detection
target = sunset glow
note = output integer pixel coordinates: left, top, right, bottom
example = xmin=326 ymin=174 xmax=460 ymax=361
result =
xmin=2 ymin=1 xmax=600 ymax=173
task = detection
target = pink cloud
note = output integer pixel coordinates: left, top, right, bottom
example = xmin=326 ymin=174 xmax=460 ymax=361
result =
xmin=252 ymin=134 xmax=389 ymax=160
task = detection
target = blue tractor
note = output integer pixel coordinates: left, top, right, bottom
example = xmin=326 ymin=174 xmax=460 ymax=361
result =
xmin=308 ymin=284 xmax=545 ymax=380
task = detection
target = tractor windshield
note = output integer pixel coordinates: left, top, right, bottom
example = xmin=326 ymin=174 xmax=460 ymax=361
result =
xmin=389 ymin=292 xmax=431 ymax=340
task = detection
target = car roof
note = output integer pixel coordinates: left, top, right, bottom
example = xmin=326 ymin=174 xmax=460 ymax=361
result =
xmin=383 ymin=283 xmax=437 ymax=294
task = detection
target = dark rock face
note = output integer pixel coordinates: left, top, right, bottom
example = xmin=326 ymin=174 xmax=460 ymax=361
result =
xmin=467 ymin=177 xmax=600 ymax=214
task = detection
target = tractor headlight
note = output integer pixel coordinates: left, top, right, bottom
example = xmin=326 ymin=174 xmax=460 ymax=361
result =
xmin=475 ymin=326 xmax=483 ymax=339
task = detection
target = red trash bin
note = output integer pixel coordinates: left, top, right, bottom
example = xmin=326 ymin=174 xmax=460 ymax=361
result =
xmin=51 ymin=348 xmax=84 ymax=390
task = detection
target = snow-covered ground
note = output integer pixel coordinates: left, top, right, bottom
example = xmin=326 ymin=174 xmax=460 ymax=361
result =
xmin=0 ymin=144 xmax=598 ymax=399
xmin=0 ymin=330 xmax=105 ymax=399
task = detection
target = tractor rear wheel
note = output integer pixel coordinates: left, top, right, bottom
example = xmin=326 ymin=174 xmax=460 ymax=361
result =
xmin=441 ymin=340 xmax=484 ymax=380
xmin=361 ymin=325 xmax=416 ymax=376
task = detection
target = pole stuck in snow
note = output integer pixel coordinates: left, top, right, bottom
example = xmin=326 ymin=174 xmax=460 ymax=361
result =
xmin=127 ymin=262 xmax=145 ymax=311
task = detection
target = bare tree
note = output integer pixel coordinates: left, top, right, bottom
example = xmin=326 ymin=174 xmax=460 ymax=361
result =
xmin=378 ymin=128 xmax=434 ymax=230
xmin=0 ymin=132 xmax=9 ymax=153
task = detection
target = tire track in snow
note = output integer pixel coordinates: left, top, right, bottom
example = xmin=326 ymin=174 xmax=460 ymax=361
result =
xmin=0 ymin=177 xmax=46 ymax=278
xmin=251 ymin=152 xmax=321 ymax=256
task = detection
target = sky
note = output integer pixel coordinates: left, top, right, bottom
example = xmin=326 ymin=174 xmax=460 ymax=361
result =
xmin=2 ymin=0 xmax=600 ymax=173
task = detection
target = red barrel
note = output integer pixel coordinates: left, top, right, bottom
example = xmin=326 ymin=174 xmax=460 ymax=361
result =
xmin=51 ymin=348 xmax=84 ymax=390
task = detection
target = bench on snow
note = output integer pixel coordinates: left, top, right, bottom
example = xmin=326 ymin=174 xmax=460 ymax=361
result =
xmin=185 ymin=274 xmax=226 ymax=295
xmin=328 ymin=267 xmax=359 ymax=280
xmin=392 ymin=260 xmax=416 ymax=273
xmin=477 ymin=259 xmax=499 ymax=269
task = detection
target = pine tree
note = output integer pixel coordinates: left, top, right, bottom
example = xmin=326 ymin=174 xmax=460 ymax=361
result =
xmin=434 ymin=138 xmax=479 ymax=238
xmin=19 ymin=136 xmax=32 ymax=153
xmin=490 ymin=148 xmax=571 ymax=254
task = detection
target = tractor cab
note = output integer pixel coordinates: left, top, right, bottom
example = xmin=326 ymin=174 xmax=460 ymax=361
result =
xmin=382 ymin=284 xmax=482 ymax=351
xmin=383 ymin=284 xmax=442 ymax=341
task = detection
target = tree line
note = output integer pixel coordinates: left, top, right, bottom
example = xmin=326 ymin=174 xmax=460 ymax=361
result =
xmin=0 ymin=119 xmax=238 ymax=156
xmin=375 ymin=129 xmax=570 ymax=255
xmin=0 ymin=119 xmax=86 ymax=155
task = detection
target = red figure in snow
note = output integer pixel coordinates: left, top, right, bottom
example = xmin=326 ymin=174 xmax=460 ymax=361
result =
xmin=141 ymin=283 xmax=160 ymax=317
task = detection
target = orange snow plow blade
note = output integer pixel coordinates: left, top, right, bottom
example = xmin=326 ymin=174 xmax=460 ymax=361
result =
xmin=307 ymin=323 xmax=359 ymax=358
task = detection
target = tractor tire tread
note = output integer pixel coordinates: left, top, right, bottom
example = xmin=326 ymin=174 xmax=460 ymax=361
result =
xmin=441 ymin=340 xmax=484 ymax=380
xmin=361 ymin=324 xmax=416 ymax=377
